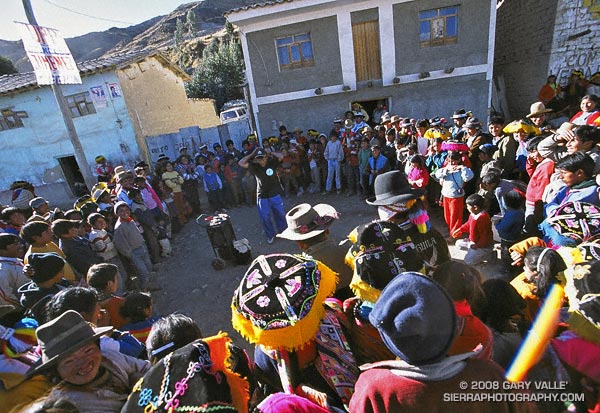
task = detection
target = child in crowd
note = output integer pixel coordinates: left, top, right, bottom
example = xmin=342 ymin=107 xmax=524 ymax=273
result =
xmin=52 ymin=219 xmax=102 ymax=279
xmin=203 ymin=164 xmax=225 ymax=212
xmin=425 ymin=137 xmax=447 ymax=207
xmin=18 ymin=252 xmax=71 ymax=321
xmin=432 ymin=261 xmax=493 ymax=359
xmin=479 ymin=171 xmax=525 ymax=217
xmin=495 ymin=191 xmax=525 ymax=259
xmin=162 ymin=161 xmax=188 ymax=225
xmin=87 ymin=213 xmax=126 ymax=293
xmin=358 ymin=137 xmax=372 ymax=198
xmin=407 ymin=154 xmax=430 ymax=191
xmin=0 ymin=233 xmax=28 ymax=306
xmin=224 ymin=155 xmax=244 ymax=206
xmin=20 ymin=221 xmax=77 ymax=283
xmin=323 ymin=131 xmax=344 ymax=195
xmin=524 ymin=136 xmax=554 ymax=236
xmin=87 ymin=262 xmax=126 ymax=329
xmin=241 ymin=168 xmax=257 ymax=206
xmin=344 ymin=136 xmax=361 ymax=196
xmin=279 ymin=147 xmax=299 ymax=198
xmin=45 ymin=286 xmax=145 ymax=359
xmin=112 ymin=202 xmax=156 ymax=292
xmin=120 ymin=291 xmax=160 ymax=344
xmin=128 ymin=189 xmax=162 ymax=264
xmin=307 ymin=139 xmax=322 ymax=194
xmin=434 ymin=151 xmax=474 ymax=236
xmin=0 ymin=207 xmax=25 ymax=236
xmin=452 ymin=194 xmax=493 ymax=265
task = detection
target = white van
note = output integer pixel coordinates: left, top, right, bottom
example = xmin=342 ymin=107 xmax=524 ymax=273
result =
xmin=220 ymin=104 xmax=248 ymax=124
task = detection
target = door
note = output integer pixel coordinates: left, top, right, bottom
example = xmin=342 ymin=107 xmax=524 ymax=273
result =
xmin=352 ymin=20 xmax=382 ymax=82
xmin=57 ymin=155 xmax=87 ymax=196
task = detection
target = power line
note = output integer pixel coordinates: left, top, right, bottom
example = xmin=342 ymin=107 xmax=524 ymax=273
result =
xmin=42 ymin=0 xmax=135 ymax=25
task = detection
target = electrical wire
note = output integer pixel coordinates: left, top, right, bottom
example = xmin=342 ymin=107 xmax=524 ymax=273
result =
xmin=42 ymin=0 xmax=135 ymax=25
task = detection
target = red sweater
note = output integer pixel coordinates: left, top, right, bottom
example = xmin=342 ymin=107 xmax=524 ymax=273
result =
xmin=456 ymin=211 xmax=493 ymax=248
xmin=350 ymin=358 xmax=538 ymax=413
xmin=526 ymin=158 xmax=554 ymax=204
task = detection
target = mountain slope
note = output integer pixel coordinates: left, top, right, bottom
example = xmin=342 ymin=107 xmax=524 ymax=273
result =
xmin=1 ymin=0 xmax=257 ymax=72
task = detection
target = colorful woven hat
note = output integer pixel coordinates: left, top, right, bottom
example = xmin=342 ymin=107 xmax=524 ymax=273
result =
xmin=348 ymin=221 xmax=424 ymax=303
xmin=547 ymin=202 xmax=600 ymax=244
xmin=564 ymin=261 xmax=600 ymax=345
xmin=231 ymin=254 xmax=337 ymax=351
xmin=122 ymin=333 xmax=250 ymax=413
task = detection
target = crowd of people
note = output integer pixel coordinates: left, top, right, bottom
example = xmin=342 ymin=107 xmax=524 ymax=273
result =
xmin=0 ymin=71 xmax=600 ymax=412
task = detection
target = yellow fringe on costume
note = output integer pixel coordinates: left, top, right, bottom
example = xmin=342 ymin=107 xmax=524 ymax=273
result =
xmin=349 ymin=273 xmax=382 ymax=303
xmin=231 ymin=262 xmax=338 ymax=352
xmin=205 ymin=332 xmax=250 ymax=413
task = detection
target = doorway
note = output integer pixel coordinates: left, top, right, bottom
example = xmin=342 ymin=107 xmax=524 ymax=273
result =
xmin=57 ymin=155 xmax=87 ymax=196
xmin=351 ymin=97 xmax=389 ymax=127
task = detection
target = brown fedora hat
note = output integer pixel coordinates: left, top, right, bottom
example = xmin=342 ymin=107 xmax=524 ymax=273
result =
xmin=366 ymin=170 xmax=425 ymax=206
xmin=277 ymin=203 xmax=339 ymax=241
xmin=28 ymin=310 xmax=112 ymax=376
xmin=526 ymin=102 xmax=553 ymax=118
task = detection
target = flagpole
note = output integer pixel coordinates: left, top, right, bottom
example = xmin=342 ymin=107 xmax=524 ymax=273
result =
xmin=22 ymin=0 xmax=95 ymax=191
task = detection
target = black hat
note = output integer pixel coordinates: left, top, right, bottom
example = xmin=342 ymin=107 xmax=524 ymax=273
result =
xmin=366 ymin=171 xmax=425 ymax=206
xmin=134 ymin=161 xmax=148 ymax=168
xmin=28 ymin=253 xmax=65 ymax=283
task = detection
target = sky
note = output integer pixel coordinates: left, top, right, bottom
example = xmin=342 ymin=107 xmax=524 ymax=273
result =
xmin=1 ymin=0 xmax=194 ymax=41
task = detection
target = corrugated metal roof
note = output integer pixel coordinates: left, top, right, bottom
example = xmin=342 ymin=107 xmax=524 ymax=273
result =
xmin=224 ymin=0 xmax=295 ymax=16
xmin=0 ymin=50 xmax=183 ymax=96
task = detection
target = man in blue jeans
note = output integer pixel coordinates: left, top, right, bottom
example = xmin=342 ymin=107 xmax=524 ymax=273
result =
xmin=239 ymin=147 xmax=288 ymax=244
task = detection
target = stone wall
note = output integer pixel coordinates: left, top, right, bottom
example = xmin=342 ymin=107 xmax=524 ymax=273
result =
xmin=495 ymin=0 xmax=599 ymax=119
xmin=548 ymin=0 xmax=600 ymax=85
xmin=494 ymin=0 xmax=558 ymax=119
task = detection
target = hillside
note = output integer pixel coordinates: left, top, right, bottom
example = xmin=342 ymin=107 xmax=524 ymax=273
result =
xmin=1 ymin=0 xmax=257 ymax=72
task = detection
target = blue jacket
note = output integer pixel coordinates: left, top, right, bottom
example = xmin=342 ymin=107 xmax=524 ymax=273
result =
xmin=495 ymin=208 xmax=525 ymax=242
xmin=545 ymin=180 xmax=600 ymax=217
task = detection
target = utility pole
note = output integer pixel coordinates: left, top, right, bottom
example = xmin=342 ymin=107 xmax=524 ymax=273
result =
xmin=22 ymin=0 xmax=95 ymax=191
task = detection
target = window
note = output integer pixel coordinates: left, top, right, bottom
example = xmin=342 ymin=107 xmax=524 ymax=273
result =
xmin=0 ymin=108 xmax=24 ymax=131
xmin=275 ymin=33 xmax=314 ymax=70
xmin=419 ymin=6 xmax=458 ymax=47
xmin=66 ymin=92 xmax=96 ymax=118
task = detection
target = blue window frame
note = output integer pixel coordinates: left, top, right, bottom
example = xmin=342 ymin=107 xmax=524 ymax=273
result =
xmin=275 ymin=33 xmax=314 ymax=69
xmin=419 ymin=6 xmax=458 ymax=47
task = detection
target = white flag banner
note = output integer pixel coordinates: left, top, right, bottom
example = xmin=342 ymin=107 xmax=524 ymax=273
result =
xmin=16 ymin=22 xmax=82 ymax=85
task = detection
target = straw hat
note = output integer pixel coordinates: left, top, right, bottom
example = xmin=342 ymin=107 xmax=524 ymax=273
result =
xmin=526 ymin=102 xmax=553 ymax=118
xmin=277 ymin=203 xmax=339 ymax=241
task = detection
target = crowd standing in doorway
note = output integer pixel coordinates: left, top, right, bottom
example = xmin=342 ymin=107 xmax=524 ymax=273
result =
xmin=1 ymin=71 xmax=600 ymax=412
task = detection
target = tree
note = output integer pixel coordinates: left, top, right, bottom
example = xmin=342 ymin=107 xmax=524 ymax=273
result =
xmin=185 ymin=38 xmax=245 ymax=109
xmin=173 ymin=18 xmax=188 ymax=67
xmin=0 ymin=56 xmax=17 ymax=75
xmin=185 ymin=10 xmax=197 ymax=38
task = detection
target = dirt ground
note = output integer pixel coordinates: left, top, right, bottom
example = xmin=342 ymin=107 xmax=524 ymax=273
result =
xmin=151 ymin=191 xmax=508 ymax=354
